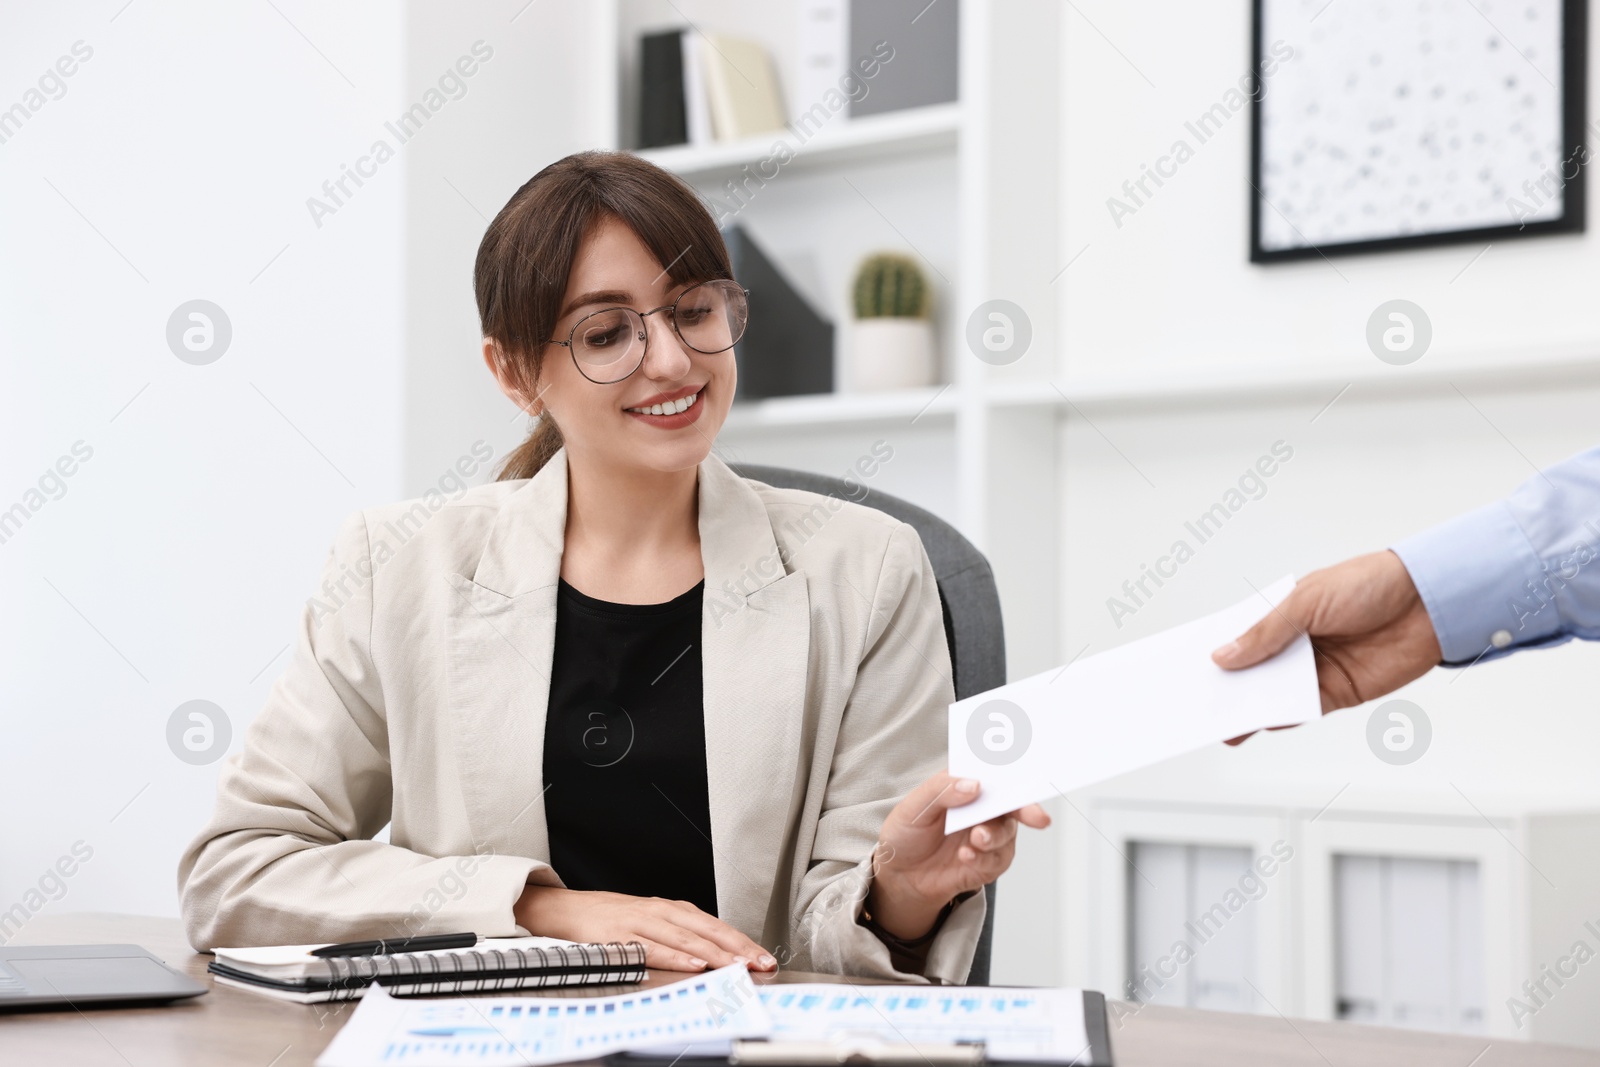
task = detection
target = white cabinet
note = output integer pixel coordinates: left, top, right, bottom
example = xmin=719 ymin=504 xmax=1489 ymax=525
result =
xmin=1128 ymin=842 xmax=1257 ymax=1012
xmin=1070 ymin=797 xmax=1600 ymax=1046
xmin=1085 ymin=806 xmax=1293 ymax=1015
xmin=1304 ymin=818 xmax=1500 ymax=1035
xmin=1332 ymin=855 xmax=1484 ymax=1031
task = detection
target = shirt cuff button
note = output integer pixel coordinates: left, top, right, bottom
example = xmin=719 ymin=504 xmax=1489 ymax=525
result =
xmin=1491 ymin=629 xmax=1513 ymax=649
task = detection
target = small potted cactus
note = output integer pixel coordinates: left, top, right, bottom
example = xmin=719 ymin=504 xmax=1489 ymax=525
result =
xmin=848 ymin=252 xmax=936 ymax=391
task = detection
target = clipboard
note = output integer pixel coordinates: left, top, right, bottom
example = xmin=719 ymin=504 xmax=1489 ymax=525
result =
xmin=609 ymin=989 xmax=1114 ymax=1067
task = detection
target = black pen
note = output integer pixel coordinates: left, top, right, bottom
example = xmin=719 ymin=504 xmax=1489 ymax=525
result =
xmin=311 ymin=932 xmax=479 ymax=958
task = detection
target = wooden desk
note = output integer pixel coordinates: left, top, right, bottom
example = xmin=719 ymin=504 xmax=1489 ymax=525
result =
xmin=4 ymin=914 xmax=1597 ymax=1066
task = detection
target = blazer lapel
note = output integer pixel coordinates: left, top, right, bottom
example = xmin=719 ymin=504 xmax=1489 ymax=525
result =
xmin=446 ymin=450 xmax=811 ymax=943
xmin=698 ymin=456 xmax=811 ymax=939
xmin=446 ymin=452 xmax=568 ymax=864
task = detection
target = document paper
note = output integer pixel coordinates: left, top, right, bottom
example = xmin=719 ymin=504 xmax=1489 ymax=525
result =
xmin=316 ymin=963 xmax=767 ymax=1067
xmin=633 ymin=985 xmax=1094 ymax=1064
xmin=756 ymin=985 xmax=1092 ymax=1063
xmin=946 ymin=576 xmax=1320 ymax=833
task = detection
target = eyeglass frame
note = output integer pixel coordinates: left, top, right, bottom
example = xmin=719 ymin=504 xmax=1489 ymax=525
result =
xmin=545 ymin=279 xmax=751 ymax=385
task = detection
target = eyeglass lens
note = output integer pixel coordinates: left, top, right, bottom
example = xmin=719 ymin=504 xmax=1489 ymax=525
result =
xmin=570 ymin=281 xmax=747 ymax=381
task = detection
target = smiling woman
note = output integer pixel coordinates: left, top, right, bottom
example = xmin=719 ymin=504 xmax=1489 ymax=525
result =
xmin=474 ymin=152 xmax=745 ymax=486
xmin=177 ymin=150 xmax=1047 ymax=983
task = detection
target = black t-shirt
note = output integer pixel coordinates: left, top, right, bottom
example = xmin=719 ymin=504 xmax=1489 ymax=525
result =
xmin=542 ymin=577 xmax=718 ymax=916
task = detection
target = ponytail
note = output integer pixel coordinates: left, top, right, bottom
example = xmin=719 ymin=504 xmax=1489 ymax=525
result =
xmin=498 ymin=414 xmax=564 ymax=481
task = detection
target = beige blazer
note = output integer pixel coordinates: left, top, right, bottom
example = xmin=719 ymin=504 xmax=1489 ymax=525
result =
xmin=178 ymin=450 xmax=983 ymax=982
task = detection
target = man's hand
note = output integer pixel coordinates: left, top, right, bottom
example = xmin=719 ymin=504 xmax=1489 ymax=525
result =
xmin=1211 ymin=550 xmax=1443 ymax=742
xmin=865 ymin=772 xmax=1050 ymax=940
xmin=514 ymin=885 xmax=775 ymax=972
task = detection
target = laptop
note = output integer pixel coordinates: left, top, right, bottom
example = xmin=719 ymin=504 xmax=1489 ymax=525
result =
xmin=0 ymin=945 xmax=207 ymax=1009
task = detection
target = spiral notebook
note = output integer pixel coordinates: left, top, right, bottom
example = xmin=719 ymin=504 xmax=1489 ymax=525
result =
xmin=208 ymin=936 xmax=647 ymax=1003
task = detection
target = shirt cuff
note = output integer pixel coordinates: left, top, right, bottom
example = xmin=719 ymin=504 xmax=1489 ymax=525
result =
xmin=1391 ymin=500 xmax=1565 ymax=665
xmin=858 ymin=896 xmax=957 ymax=976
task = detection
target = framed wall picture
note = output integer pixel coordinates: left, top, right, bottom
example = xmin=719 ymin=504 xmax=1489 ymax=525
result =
xmin=1250 ymin=0 xmax=1588 ymax=262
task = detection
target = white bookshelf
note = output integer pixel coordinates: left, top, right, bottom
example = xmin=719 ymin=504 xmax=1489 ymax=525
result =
xmin=604 ymin=0 xmax=1065 ymax=683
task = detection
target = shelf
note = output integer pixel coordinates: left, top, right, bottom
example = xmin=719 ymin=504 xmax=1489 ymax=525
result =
xmin=721 ymin=384 xmax=958 ymax=431
xmin=716 ymin=381 xmax=1053 ymax=432
xmin=714 ymin=344 xmax=1600 ymax=433
xmin=1049 ymin=344 xmax=1600 ymax=411
xmin=633 ymin=103 xmax=962 ymax=182
xmin=979 ymin=347 xmax=1600 ymax=415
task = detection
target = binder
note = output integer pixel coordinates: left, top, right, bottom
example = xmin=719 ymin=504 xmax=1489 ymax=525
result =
xmin=208 ymin=936 xmax=647 ymax=1003
xmin=700 ymin=34 xmax=786 ymax=140
xmin=638 ymin=30 xmax=689 ymax=148
xmin=847 ymin=0 xmax=960 ymax=119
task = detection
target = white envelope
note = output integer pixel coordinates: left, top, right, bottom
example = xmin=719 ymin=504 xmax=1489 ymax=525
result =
xmin=945 ymin=576 xmax=1320 ymax=833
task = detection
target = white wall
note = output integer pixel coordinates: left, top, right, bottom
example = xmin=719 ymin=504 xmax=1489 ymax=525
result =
xmin=0 ymin=0 xmax=406 ymax=926
xmin=1062 ymin=1 xmax=1600 ymax=379
xmin=400 ymin=0 xmax=612 ymax=492
xmin=1050 ymin=0 xmax=1600 ymax=997
xmin=0 ymin=0 xmax=605 ymax=935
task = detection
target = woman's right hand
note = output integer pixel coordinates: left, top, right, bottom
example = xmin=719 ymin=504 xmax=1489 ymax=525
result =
xmin=514 ymin=884 xmax=776 ymax=972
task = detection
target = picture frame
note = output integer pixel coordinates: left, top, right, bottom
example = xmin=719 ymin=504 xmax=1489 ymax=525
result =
xmin=1250 ymin=0 xmax=1588 ymax=263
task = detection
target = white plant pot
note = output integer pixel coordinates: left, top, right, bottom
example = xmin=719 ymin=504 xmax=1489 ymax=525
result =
xmin=848 ymin=318 xmax=937 ymax=392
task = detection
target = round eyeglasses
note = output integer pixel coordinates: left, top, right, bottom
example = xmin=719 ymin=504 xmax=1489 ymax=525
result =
xmin=548 ymin=279 xmax=750 ymax=385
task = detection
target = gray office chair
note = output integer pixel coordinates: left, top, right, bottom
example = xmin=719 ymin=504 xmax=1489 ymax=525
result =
xmin=732 ymin=464 xmax=1004 ymax=985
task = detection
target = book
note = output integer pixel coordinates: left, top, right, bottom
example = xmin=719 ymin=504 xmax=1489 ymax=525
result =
xmin=795 ymin=0 xmax=847 ymax=113
xmin=638 ymin=30 xmax=688 ymax=148
xmin=848 ymin=0 xmax=959 ymax=118
xmin=681 ymin=31 xmax=713 ymax=146
xmin=208 ymin=936 xmax=647 ymax=1003
xmin=700 ymin=34 xmax=787 ymax=141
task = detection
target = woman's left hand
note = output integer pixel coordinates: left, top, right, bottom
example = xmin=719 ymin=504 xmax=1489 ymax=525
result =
xmin=863 ymin=772 xmax=1051 ymax=940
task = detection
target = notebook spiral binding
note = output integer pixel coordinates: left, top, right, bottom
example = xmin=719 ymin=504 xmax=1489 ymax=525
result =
xmin=321 ymin=940 xmax=648 ymax=1000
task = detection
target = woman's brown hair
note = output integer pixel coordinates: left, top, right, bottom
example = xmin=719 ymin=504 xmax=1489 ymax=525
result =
xmin=475 ymin=151 xmax=734 ymax=480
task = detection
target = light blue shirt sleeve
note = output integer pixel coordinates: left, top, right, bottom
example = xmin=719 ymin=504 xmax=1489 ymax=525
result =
xmin=1390 ymin=446 xmax=1600 ymax=666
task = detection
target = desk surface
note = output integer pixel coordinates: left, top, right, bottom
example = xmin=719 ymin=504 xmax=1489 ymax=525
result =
xmin=4 ymin=914 xmax=1597 ymax=1066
